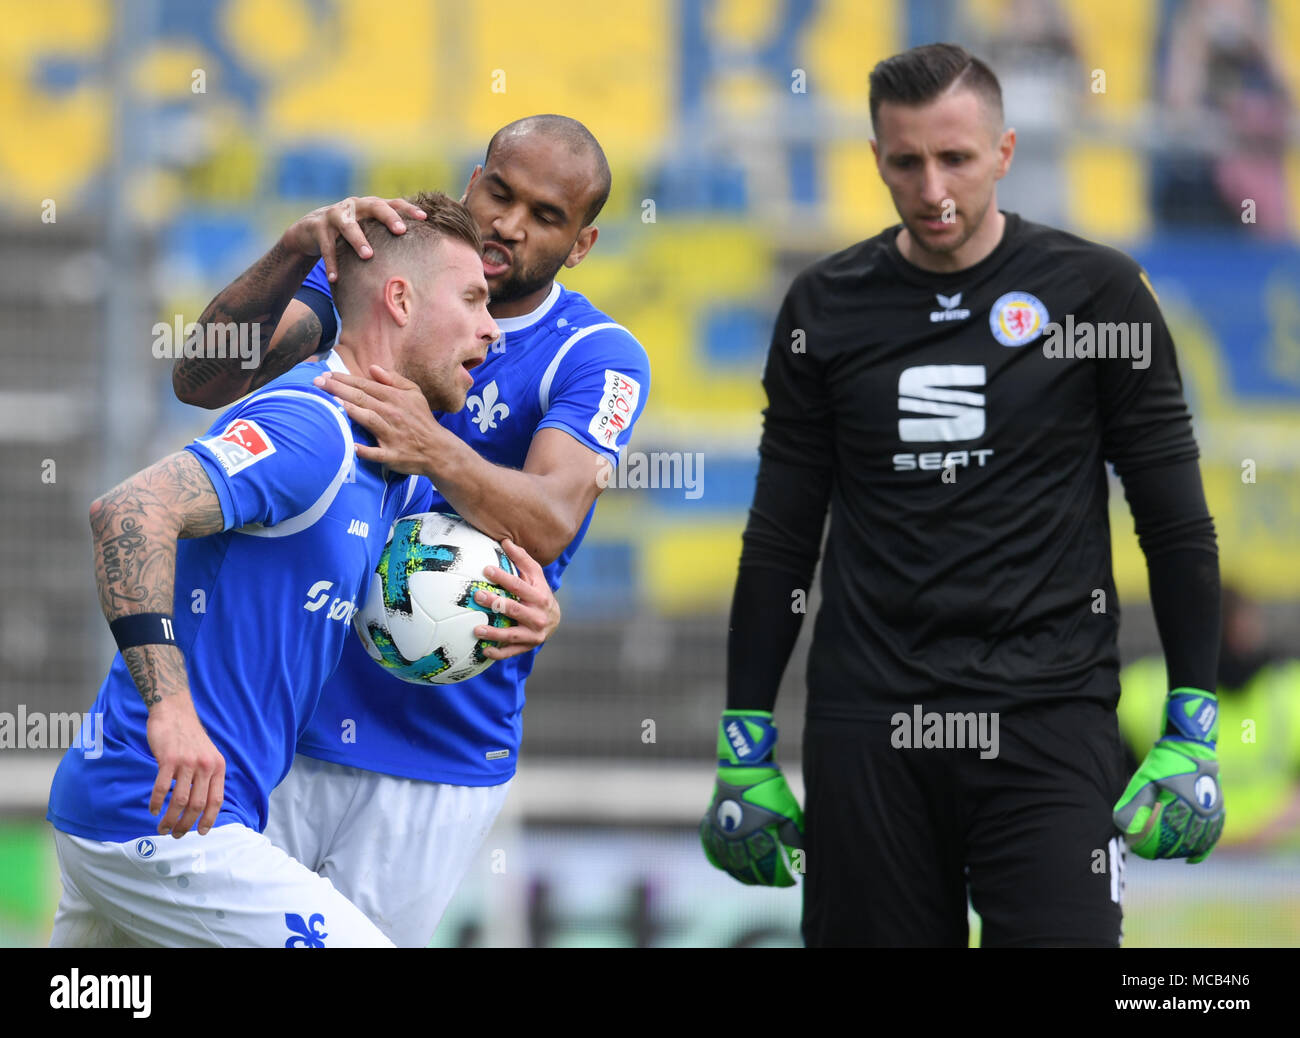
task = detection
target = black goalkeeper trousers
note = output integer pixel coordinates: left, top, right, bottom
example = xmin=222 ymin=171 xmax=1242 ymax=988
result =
xmin=801 ymin=699 xmax=1130 ymax=948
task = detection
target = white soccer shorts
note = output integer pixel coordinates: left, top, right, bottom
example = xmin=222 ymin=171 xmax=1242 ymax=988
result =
xmin=264 ymin=754 xmax=512 ymax=948
xmin=50 ymin=823 xmax=394 ymax=948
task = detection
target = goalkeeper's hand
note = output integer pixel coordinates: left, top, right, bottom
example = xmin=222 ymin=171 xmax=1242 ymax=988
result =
xmin=699 ymin=710 xmax=804 ymax=886
xmin=1113 ymin=688 xmax=1224 ymax=863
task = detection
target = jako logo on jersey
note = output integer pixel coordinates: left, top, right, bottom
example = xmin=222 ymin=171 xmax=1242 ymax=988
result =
xmin=466 ymin=381 xmax=510 ymax=433
xmin=346 ymin=518 xmax=369 ymax=537
xmin=303 ymin=580 xmax=358 ymax=623
xmin=930 ymin=292 xmax=971 ymax=322
xmin=989 ymin=291 xmax=1049 ymax=346
xmin=284 ymin=912 xmax=328 ymax=948
xmin=589 ymin=370 xmax=640 ymax=449
xmin=197 ymin=418 xmax=277 ymax=477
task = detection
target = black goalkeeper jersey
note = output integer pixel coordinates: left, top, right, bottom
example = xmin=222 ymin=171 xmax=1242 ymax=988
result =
xmin=753 ymin=212 xmax=1205 ymax=717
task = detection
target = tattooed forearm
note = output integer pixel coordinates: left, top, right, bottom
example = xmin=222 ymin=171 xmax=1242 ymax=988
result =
xmin=91 ymin=451 xmax=225 ymax=618
xmin=249 ymin=309 xmax=323 ymax=392
xmin=100 ymin=516 xmax=149 ymax=606
xmin=122 ymin=645 xmax=188 ymax=707
xmin=173 ymin=238 xmax=319 ymax=408
xmin=91 ymin=451 xmax=224 ymax=708
xmin=171 ymin=355 xmax=252 ymax=399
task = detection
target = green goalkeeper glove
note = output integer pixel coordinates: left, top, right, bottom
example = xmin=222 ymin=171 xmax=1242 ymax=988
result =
xmin=699 ymin=710 xmax=804 ymax=886
xmin=1113 ymin=688 xmax=1224 ymax=863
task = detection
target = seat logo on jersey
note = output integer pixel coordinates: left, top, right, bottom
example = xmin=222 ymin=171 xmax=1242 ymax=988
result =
xmin=989 ymin=291 xmax=1049 ymax=346
xmin=284 ymin=912 xmax=328 ymax=948
xmin=589 ymin=370 xmax=641 ymax=450
xmin=930 ymin=292 xmax=971 ymax=322
xmin=466 ymin=381 xmax=510 ymax=433
xmin=197 ymin=418 xmax=277 ymax=477
xmin=895 ymin=365 xmax=994 ymax=472
xmin=898 ymin=365 xmax=986 ymax=441
xmin=303 ymin=580 xmax=358 ymax=623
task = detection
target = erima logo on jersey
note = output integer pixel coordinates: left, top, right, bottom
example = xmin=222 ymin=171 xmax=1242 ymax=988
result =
xmin=894 ymin=364 xmax=995 ymax=472
xmin=303 ymin=580 xmax=358 ymax=623
xmin=929 ymin=292 xmax=971 ymax=322
xmin=197 ymin=418 xmax=277 ymax=477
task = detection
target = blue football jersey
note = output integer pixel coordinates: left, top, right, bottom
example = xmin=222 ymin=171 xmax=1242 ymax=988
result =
xmin=295 ymin=271 xmax=651 ymax=784
xmin=48 ymin=354 xmax=426 ymax=841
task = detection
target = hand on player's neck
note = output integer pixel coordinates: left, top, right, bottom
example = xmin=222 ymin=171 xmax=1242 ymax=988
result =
xmin=332 ymin=331 xmax=397 ymax=379
xmin=898 ymin=208 xmax=1007 ymax=274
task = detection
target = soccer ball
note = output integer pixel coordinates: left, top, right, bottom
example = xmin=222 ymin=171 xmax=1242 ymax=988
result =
xmin=353 ymin=512 xmax=517 ymax=684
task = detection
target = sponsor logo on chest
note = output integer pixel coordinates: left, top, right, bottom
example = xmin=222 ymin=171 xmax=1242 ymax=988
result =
xmin=929 ymin=292 xmax=971 ymax=323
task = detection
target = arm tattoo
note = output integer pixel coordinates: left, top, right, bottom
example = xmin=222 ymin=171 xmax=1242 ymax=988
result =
xmin=122 ymin=646 xmax=187 ymax=708
xmin=173 ymin=239 xmax=319 ymax=407
xmin=249 ymin=309 xmax=323 ymax=392
xmin=91 ymin=451 xmax=225 ymax=707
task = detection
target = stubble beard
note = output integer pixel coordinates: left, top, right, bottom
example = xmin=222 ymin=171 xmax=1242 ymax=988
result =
xmin=399 ymin=356 xmax=461 ymax=414
xmin=484 ymin=244 xmax=570 ymax=306
xmin=914 ymin=188 xmax=999 ymax=260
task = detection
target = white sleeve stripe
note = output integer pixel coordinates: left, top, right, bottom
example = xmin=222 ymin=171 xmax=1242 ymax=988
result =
xmin=537 ymin=322 xmax=626 ymax=413
xmin=232 ymin=389 xmax=355 ymax=539
xmin=402 ymin=475 xmax=419 ymax=510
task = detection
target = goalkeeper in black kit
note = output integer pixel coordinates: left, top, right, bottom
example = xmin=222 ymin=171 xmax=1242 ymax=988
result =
xmin=699 ymin=43 xmax=1223 ymax=947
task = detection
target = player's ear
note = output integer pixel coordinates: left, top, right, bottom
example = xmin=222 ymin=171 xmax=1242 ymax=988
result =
xmin=995 ymin=127 xmax=1016 ymax=179
xmin=383 ymin=275 xmax=413 ymax=326
xmin=564 ymin=225 xmax=598 ymax=269
xmin=870 ymin=137 xmax=886 ymax=178
xmin=461 ymin=165 xmax=483 ymax=205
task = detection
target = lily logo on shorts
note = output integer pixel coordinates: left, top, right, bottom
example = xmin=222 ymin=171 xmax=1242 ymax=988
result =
xmin=285 ymin=912 xmax=328 ymax=948
xmin=134 ymin=838 xmax=156 ymax=859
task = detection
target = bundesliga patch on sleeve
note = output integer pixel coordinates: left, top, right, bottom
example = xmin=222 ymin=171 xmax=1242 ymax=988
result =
xmin=197 ymin=418 xmax=277 ymax=476
xmin=588 ymin=370 xmax=640 ymax=450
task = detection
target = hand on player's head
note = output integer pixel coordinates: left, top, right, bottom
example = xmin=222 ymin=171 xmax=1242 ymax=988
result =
xmin=283 ymin=196 xmax=430 ymax=283
xmin=393 ymin=240 xmax=496 ymax=413
xmin=329 ymin=194 xmax=494 ymax=412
